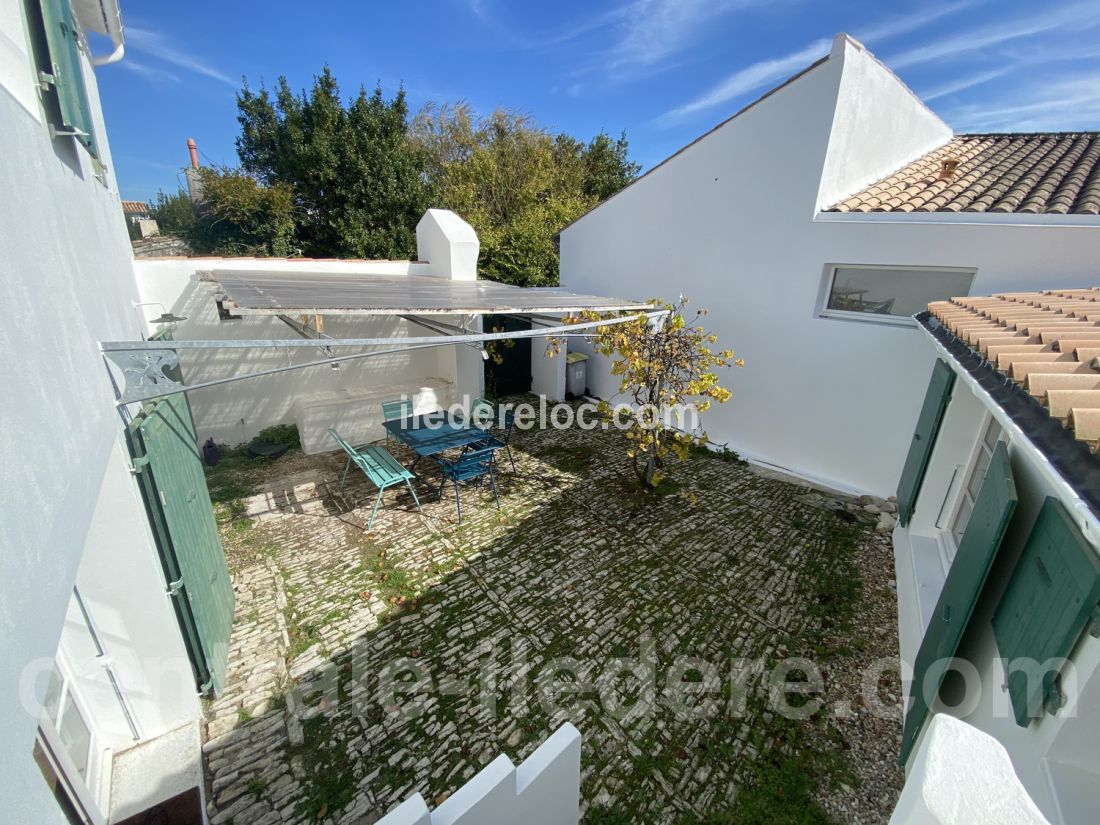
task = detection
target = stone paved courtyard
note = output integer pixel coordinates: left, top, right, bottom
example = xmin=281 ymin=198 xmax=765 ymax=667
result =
xmin=201 ymin=413 xmax=904 ymax=824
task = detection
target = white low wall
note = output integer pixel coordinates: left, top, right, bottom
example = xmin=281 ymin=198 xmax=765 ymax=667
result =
xmin=890 ymin=714 xmax=1051 ymax=825
xmin=132 ymin=210 xmax=486 ymax=450
xmin=377 ymin=724 xmax=581 ymax=825
xmin=295 ymin=379 xmax=455 ymax=454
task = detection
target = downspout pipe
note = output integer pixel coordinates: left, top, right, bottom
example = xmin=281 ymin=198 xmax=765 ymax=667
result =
xmin=92 ymin=43 xmax=124 ymax=66
xmin=83 ymin=0 xmax=126 ymax=65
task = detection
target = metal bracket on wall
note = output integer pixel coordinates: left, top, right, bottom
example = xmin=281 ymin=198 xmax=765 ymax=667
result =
xmin=1044 ymin=674 xmax=1066 ymax=716
xmin=104 ymin=350 xmax=184 ymax=404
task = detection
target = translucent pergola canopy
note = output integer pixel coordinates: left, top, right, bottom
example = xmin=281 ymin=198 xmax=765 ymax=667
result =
xmin=212 ymin=270 xmax=648 ymax=316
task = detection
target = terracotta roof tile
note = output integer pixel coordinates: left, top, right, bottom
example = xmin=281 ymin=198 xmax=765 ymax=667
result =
xmin=927 ymin=288 xmax=1100 ymax=452
xmin=827 ymin=133 xmax=1100 ymax=215
xmin=1069 ymin=408 xmax=1100 ymax=447
xmin=121 ymin=199 xmax=149 ymax=215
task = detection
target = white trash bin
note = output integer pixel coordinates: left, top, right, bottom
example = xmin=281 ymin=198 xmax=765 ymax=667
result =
xmin=566 ymin=351 xmax=588 ymax=398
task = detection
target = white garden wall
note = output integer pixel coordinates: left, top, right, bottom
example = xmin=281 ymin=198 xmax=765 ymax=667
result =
xmin=132 ymin=210 xmax=487 ymax=451
xmin=559 ymin=34 xmax=1100 ymax=496
xmin=889 ymin=714 xmax=1051 ymax=825
xmin=377 ymin=724 xmax=581 ymax=825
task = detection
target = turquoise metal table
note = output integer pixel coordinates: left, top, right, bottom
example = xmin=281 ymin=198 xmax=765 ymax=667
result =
xmin=382 ymin=413 xmax=487 ymax=467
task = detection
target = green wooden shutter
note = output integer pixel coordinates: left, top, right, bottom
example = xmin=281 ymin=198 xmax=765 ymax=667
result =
xmin=897 ymin=359 xmax=956 ymax=526
xmin=899 ymin=441 xmax=1017 ymax=764
xmin=127 ymin=393 xmax=234 ymax=694
xmin=992 ymin=497 xmax=1100 ymax=727
xmin=39 ymin=0 xmax=99 ymax=158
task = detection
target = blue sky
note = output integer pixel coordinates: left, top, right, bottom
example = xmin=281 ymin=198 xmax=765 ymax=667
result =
xmin=99 ymin=0 xmax=1100 ymax=202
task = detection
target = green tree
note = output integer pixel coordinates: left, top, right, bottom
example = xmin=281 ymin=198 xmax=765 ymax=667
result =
xmin=149 ymin=189 xmax=197 ymax=237
xmin=236 ymin=67 xmax=429 ymax=259
xmin=411 ymin=104 xmax=640 ymax=286
xmin=582 ymin=131 xmax=641 ymax=200
xmin=191 ymin=167 xmax=296 ymax=256
xmin=555 ymin=298 xmax=741 ymax=488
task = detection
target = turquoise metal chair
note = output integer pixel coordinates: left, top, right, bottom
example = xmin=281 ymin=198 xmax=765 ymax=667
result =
xmin=328 ymin=428 xmax=422 ymax=530
xmin=436 ymin=446 xmax=499 ymax=523
xmin=330 ymin=429 xmax=372 ymax=491
xmin=381 ymin=398 xmax=413 ymax=448
xmin=472 ymin=409 xmax=516 ymax=473
xmin=469 ymin=397 xmax=496 ymax=430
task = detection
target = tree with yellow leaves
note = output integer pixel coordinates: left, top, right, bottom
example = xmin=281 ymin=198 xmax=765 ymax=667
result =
xmin=556 ymin=297 xmax=742 ymax=489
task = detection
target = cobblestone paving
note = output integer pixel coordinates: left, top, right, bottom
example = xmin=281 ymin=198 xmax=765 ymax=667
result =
xmin=202 ymin=419 xmax=900 ymax=824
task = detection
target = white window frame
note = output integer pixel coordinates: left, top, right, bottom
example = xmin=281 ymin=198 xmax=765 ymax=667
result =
xmin=816 ymin=263 xmax=976 ymax=327
xmin=935 ymin=414 xmax=1004 ymax=572
xmin=36 ymin=657 xmax=107 ymax=825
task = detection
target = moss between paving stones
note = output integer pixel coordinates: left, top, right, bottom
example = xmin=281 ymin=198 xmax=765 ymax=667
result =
xmin=202 ymin=412 xmax=897 ymax=825
xmin=292 ymin=713 xmax=357 ymax=820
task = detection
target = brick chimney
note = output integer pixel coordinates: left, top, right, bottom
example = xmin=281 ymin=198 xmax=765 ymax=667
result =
xmin=184 ymin=137 xmax=204 ymax=203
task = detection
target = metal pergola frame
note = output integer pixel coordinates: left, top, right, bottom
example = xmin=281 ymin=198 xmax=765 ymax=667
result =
xmin=102 ymin=311 xmax=662 ymax=406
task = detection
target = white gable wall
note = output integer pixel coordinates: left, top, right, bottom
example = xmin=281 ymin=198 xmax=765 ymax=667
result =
xmin=560 ymin=36 xmax=1100 ymax=495
xmin=816 ymin=37 xmax=952 ymax=211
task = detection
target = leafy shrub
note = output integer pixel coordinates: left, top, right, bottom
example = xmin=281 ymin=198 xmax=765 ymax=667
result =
xmin=254 ymin=424 xmax=301 ymax=449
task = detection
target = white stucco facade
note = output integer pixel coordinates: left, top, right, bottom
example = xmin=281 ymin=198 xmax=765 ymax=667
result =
xmin=0 ymin=2 xmax=201 ymax=821
xmin=559 ymin=34 xmax=1100 ymax=496
xmin=131 ymin=210 xmax=487 ymax=452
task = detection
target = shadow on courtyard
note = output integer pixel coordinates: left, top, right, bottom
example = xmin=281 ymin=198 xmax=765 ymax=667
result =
xmin=199 ymin=415 xmax=901 ymax=825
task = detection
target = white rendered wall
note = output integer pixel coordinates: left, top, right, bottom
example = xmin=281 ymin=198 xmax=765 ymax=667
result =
xmin=816 ymin=37 xmax=952 ymax=211
xmin=559 ymin=35 xmax=1100 ymax=495
xmin=132 ymin=217 xmax=487 ymax=449
xmin=132 ymin=262 xmax=457 ymax=447
xmin=0 ymin=2 xmax=197 ymax=820
xmin=376 ymin=723 xmax=581 ymax=825
xmin=417 ymin=208 xmax=480 ymax=281
xmin=531 ymin=338 xmax=567 ymax=401
xmin=890 ymin=714 xmax=1051 ymax=825
xmin=66 ymin=445 xmax=201 ymax=745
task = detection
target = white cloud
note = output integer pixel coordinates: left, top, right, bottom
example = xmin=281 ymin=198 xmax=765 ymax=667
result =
xmin=467 ymin=0 xmax=633 ymax=50
xmin=115 ymin=59 xmax=182 ymax=85
xmin=471 ymin=0 xmax=771 ymax=84
xmin=469 ymin=0 xmax=490 ymax=21
xmin=657 ymin=2 xmax=976 ymax=124
xmin=659 ymin=38 xmax=830 ymax=123
xmin=920 ymin=67 xmax=1013 ymax=102
xmin=126 ymin=26 xmax=236 ymax=88
xmin=605 ymin=0 xmax=746 ymax=76
xmin=946 ymin=71 xmax=1100 ymax=131
xmin=887 ymin=1 xmax=1100 ymax=69
xmin=856 ymin=1 xmax=979 ymax=44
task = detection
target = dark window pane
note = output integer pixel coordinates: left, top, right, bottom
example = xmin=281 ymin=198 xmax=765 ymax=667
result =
xmin=827 ymin=266 xmax=974 ymax=318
